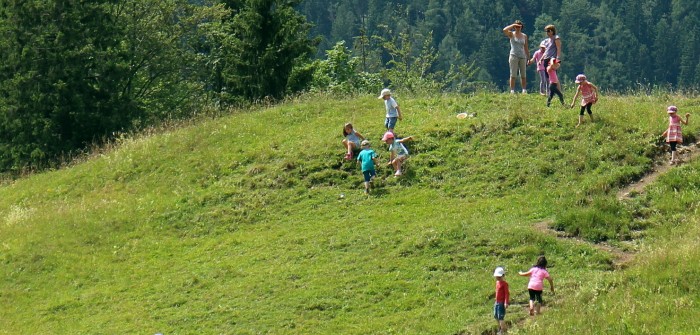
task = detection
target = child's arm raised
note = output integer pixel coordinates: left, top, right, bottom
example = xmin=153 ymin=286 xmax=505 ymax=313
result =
xmin=682 ymin=113 xmax=690 ymax=125
xmin=518 ymin=269 xmax=533 ymax=276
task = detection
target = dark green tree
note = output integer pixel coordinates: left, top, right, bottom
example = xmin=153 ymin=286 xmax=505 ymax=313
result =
xmin=0 ymin=1 xmax=131 ymax=171
xmin=219 ymin=0 xmax=317 ymax=101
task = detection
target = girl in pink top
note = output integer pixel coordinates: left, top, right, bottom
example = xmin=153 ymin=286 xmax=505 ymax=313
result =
xmin=662 ymin=106 xmax=690 ymax=164
xmin=519 ymin=256 xmax=554 ymax=316
xmin=528 ymin=41 xmax=547 ymax=95
xmin=570 ymin=74 xmax=600 ymax=127
xmin=546 ymin=59 xmax=564 ymax=107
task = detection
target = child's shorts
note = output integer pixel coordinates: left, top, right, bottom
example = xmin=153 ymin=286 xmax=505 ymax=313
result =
xmin=385 ymin=117 xmax=398 ymax=130
xmin=528 ymin=289 xmax=544 ymax=304
xmin=494 ymin=303 xmax=506 ymax=321
xmin=362 ymin=170 xmax=376 ymax=182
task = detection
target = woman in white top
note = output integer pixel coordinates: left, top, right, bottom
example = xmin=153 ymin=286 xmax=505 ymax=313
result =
xmin=503 ymin=20 xmax=529 ymax=94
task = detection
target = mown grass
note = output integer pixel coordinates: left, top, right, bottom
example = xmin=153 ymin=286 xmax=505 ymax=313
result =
xmin=0 ymin=90 xmax=698 ymax=334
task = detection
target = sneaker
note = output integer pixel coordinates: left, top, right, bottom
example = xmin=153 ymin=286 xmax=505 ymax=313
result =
xmin=510 ymin=90 xmax=515 ymax=94
xmin=344 ymin=153 xmax=352 ymax=160
xmin=522 ymin=89 xmax=527 ymax=94
xmin=394 ymin=170 xmax=402 ymax=176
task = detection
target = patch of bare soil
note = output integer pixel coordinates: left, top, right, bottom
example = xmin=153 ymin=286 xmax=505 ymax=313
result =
xmin=533 ymin=220 xmax=635 ymax=270
xmin=618 ymin=143 xmax=700 ymax=200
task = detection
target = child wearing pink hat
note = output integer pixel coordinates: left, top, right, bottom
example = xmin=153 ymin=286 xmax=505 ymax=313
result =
xmin=570 ymin=74 xmax=599 ymax=127
xmin=381 ymin=131 xmax=413 ymax=176
xmin=662 ymin=106 xmax=690 ymax=164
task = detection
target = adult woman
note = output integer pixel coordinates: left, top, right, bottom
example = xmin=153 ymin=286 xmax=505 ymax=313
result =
xmin=503 ymin=20 xmax=529 ymax=94
xmin=540 ymin=24 xmax=562 ymax=83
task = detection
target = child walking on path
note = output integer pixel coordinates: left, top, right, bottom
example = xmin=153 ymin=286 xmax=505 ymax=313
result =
xmin=570 ymin=74 xmax=599 ymax=127
xmin=356 ymin=140 xmax=378 ymax=194
xmin=518 ymin=256 xmax=554 ymax=316
xmin=528 ymin=41 xmax=547 ymax=95
xmin=379 ymin=89 xmax=402 ymax=132
xmin=493 ymin=267 xmax=510 ymax=335
xmin=381 ymin=132 xmax=413 ymax=177
xmin=662 ymin=106 xmax=690 ymax=164
xmin=546 ymin=59 xmax=564 ymax=107
xmin=342 ymin=123 xmax=365 ymax=160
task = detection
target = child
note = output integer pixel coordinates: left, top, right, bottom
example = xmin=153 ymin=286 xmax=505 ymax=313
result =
xmin=342 ymin=123 xmax=365 ymax=160
xmin=570 ymin=74 xmax=599 ymax=127
xmin=493 ymin=266 xmax=510 ymax=335
xmin=356 ymin=140 xmax=378 ymax=194
xmin=662 ymin=106 xmax=690 ymax=164
xmin=518 ymin=256 xmax=554 ymax=316
xmin=546 ymin=59 xmax=564 ymax=107
xmin=381 ymin=131 xmax=413 ymax=177
xmin=528 ymin=41 xmax=547 ymax=95
xmin=378 ymin=88 xmax=402 ymax=132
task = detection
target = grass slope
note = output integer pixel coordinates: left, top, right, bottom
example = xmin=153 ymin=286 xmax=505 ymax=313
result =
xmin=1 ymin=91 xmax=699 ymax=334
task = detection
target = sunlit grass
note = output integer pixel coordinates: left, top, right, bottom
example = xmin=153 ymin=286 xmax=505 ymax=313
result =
xmin=0 ymin=92 xmax=699 ymax=334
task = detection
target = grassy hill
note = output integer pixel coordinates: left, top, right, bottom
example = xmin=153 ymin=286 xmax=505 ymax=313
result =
xmin=1 ymin=91 xmax=699 ymax=334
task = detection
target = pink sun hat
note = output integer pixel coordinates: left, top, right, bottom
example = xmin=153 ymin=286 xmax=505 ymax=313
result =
xmin=381 ymin=131 xmax=395 ymax=141
xmin=667 ymin=106 xmax=678 ymax=114
xmin=575 ymin=74 xmax=587 ymax=83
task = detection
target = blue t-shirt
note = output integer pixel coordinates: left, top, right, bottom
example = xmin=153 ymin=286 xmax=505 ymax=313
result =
xmin=357 ymin=149 xmax=377 ymax=172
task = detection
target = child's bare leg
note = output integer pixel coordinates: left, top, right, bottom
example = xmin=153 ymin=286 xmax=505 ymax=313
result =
xmin=671 ymin=151 xmax=677 ymax=163
xmin=364 ymin=182 xmax=370 ymax=193
xmin=577 ymin=115 xmax=583 ymax=127
xmin=499 ymin=320 xmax=507 ymax=333
xmin=535 ymin=302 xmax=541 ymax=315
xmin=342 ymin=140 xmax=351 ymax=154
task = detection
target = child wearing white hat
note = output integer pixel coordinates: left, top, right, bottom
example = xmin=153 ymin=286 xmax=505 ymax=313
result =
xmin=493 ymin=266 xmax=510 ymax=335
xmin=378 ymin=88 xmax=402 ymax=132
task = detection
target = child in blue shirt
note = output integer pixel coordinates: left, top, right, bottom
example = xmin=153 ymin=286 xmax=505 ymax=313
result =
xmin=356 ymin=140 xmax=378 ymax=194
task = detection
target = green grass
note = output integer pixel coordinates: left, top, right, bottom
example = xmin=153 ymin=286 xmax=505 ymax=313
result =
xmin=0 ymin=91 xmax=699 ymax=334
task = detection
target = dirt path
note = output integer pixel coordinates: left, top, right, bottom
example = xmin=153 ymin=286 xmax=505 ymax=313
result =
xmin=618 ymin=143 xmax=700 ymax=200
xmin=473 ymin=143 xmax=700 ymax=335
xmin=533 ymin=220 xmax=634 ymax=270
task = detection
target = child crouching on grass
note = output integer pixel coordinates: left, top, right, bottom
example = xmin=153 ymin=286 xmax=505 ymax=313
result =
xmin=356 ymin=140 xmax=378 ymax=194
xmin=381 ymin=132 xmax=413 ymax=177
xmin=493 ymin=266 xmax=509 ymax=335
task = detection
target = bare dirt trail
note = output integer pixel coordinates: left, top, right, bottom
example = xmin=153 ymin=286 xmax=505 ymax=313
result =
xmin=618 ymin=143 xmax=700 ymax=200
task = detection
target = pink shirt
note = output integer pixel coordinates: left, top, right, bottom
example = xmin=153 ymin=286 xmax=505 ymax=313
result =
xmin=547 ymin=68 xmax=559 ymax=84
xmin=526 ymin=267 xmax=550 ymax=291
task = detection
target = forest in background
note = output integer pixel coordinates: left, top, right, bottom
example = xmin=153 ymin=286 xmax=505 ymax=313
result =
xmin=1 ymin=0 xmax=699 ymax=173
xmin=300 ymin=0 xmax=700 ymax=92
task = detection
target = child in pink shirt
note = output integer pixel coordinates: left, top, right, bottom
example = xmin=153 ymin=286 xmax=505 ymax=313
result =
xmin=662 ymin=106 xmax=690 ymax=164
xmin=528 ymin=41 xmax=547 ymax=95
xmin=570 ymin=74 xmax=600 ymax=127
xmin=519 ymin=256 xmax=555 ymax=316
xmin=546 ymin=59 xmax=564 ymax=107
